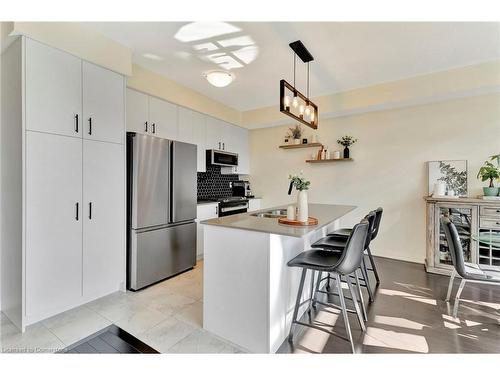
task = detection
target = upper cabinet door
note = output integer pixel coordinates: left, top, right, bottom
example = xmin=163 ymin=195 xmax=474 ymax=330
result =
xmin=179 ymin=107 xmax=206 ymax=172
xmin=149 ymin=96 xmax=178 ymax=139
xmin=177 ymin=107 xmax=195 ymax=144
xmin=26 ymin=38 xmax=82 ymax=138
xmin=83 ymin=62 xmax=125 ymax=144
xmin=126 ymin=89 xmax=149 ymax=134
xmin=25 ymin=131 xmax=83 ymax=318
xmin=205 ymin=116 xmax=223 ymax=150
xmin=83 ymin=140 xmax=125 ymax=301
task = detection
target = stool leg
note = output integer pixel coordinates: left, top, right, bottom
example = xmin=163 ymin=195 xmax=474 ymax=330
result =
xmin=453 ymin=279 xmax=466 ymax=318
xmin=355 ymin=269 xmax=368 ymax=322
xmin=360 ymin=258 xmax=374 ymax=302
xmin=289 ymin=268 xmax=307 ymax=343
xmin=312 ymin=271 xmax=322 ymax=308
xmin=326 ymin=273 xmax=331 ymax=291
xmin=366 ymin=246 xmax=380 ymax=285
xmin=346 ymin=276 xmax=366 ymax=332
xmin=337 ymin=273 xmax=355 ymax=353
xmin=308 ymin=270 xmax=316 ymax=315
xmin=445 ymin=268 xmax=456 ymax=302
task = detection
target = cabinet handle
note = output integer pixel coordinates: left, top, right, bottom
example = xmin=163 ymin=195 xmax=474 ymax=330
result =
xmin=215 ymin=205 xmax=218 ymax=215
xmin=145 ymin=122 xmax=148 ymax=132
xmin=222 ymin=142 xmax=225 ymax=150
xmin=152 ymin=123 xmax=156 ymax=134
xmin=75 ymin=114 xmax=79 ymax=133
xmin=89 ymin=202 xmax=92 ymax=220
xmin=88 ymin=117 xmax=92 ymax=135
xmin=75 ymin=202 xmax=79 ymax=221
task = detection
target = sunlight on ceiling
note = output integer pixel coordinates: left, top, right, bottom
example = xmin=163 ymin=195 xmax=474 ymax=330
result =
xmin=174 ymin=22 xmax=259 ymax=72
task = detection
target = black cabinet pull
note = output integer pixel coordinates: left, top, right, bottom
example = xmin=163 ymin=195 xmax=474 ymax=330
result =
xmin=88 ymin=117 xmax=92 ymax=135
xmin=145 ymin=122 xmax=148 ymax=132
xmin=89 ymin=202 xmax=92 ymax=220
xmin=75 ymin=114 xmax=79 ymax=133
xmin=222 ymin=142 xmax=225 ymax=150
xmin=218 ymin=142 xmax=221 ymax=150
xmin=152 ymin=123 xmax=156 ymax=134
xmin=75 ymin=202 xmax=79 ymax=221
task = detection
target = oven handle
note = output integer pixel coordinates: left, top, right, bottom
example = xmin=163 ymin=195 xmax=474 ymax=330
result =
xmin=220 ymin=203 xmax=249 ymax=213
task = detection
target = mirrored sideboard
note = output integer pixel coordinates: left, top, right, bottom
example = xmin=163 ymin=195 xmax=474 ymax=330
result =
xmin=425 ymin=196 xmax=500 ymax=275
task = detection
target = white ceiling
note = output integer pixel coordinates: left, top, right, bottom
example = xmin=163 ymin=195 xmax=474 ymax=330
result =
xmin=86 ymin=22 xmax=500 ymax=111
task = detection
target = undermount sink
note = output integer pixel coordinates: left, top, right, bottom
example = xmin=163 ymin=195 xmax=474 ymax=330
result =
xmin=250 ymin=209 xmax=287 ymax=218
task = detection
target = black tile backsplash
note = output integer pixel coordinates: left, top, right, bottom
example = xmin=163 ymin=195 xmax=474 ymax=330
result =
xmin=197 ymin=165 xmax=240 ymax=200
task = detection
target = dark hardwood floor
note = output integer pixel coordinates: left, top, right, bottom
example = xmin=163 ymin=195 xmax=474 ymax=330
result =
xmin=278 ymin=257 xmax=500 ymax=353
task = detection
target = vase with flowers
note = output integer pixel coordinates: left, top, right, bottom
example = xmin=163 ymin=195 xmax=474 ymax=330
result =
xmin=288 ymin=171 xmax=311 ymax=222
xmin=288 ymin=124 xmax=303 ymax=145
xmin=337 ymin=135 xmax=358 ymax=158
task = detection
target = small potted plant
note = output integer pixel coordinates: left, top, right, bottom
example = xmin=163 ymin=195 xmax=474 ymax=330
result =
xmin=477 ymin=155 xmax=500 ymax=196
xmin=288 ymin=171 xmax=310 ymax=222
xmin=288 ymin=124 xmax=303 ymax=145
xmin=337 ymin=135 xmax=358 ymax=158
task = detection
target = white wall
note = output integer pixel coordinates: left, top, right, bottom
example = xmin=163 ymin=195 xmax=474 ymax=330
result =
xmin=249 ymin=93 xmax=500 ymax=264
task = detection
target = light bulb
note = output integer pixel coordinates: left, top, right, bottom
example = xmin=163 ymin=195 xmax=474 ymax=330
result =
xmin=292 ymin=96 xmax=298 ymax=108
xmin=310 ymin=111 xmax=315 ymax=122
xmin=305 ymin=105 xmax=311 ymax=116
xmin=283 ymin=95 xmax=291 ymax=109
xmin=299 ymin=104 xmax=305 ymax=115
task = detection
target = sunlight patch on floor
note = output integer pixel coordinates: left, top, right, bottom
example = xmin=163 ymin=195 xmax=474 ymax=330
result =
xmin=378 ymin=288 xmax=437 ymax=305
xmin=296 ymin=307 xmax=340 ymax=353
xmin=363 ymin=327 xmax=429 ymax=353
xmin=373 ymin=315 xmax=427 ymax=330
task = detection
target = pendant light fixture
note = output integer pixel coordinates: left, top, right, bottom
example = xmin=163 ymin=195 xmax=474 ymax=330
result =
xmin=280 ymin=40 xmax=318 ymax=129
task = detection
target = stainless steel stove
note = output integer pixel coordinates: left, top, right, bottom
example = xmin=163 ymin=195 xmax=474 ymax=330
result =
xmin=207 ymin=196 xmax=249 ymax=217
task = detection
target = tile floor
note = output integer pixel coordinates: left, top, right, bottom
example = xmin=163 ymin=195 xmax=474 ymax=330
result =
xmin=1 ymin=257 xmax=500 ymax=354
xmin=0 ymin=261 xmax=243 ymax=354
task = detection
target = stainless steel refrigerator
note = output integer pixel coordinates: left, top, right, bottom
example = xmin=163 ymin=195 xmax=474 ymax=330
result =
xmin=127 ymin=132 xmax=197 ymax=291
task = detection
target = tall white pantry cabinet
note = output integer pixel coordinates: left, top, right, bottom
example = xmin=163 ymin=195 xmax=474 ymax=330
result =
xmin=1 ymin=37 xmax=126 ymax=331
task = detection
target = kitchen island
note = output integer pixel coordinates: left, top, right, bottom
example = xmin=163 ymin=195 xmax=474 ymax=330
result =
xmin=201 ymin=203 xmax=356 ymax=353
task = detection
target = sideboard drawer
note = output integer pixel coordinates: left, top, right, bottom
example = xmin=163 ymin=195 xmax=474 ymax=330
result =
xmin=480 ymin=217 xmax=500 ymax=229
xmin=480 ymin=206 xmax=500 ymax=218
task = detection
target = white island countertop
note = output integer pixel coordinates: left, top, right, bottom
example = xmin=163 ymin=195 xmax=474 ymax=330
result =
xmin=201 ymin=203 xmax=356 ymax=238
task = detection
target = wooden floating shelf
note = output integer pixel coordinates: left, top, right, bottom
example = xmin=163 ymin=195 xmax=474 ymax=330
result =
xmin=306 ymin=158 xmax=354 ymax=163
xmin=279 ymin=142 xmax=323 ymax=149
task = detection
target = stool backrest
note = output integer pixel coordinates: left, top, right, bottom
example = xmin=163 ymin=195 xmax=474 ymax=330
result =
xmin=441 ymin=218 xmax=467 ymax=278
xmin=364 ymin=211 xmax=377 ymax=249
xmin=371 ymin=207 xmax=383 ymax=240
xmin=335 ymin=219 xmax=370 ymax=275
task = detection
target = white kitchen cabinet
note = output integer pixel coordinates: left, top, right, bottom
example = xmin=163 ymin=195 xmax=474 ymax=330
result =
xmin=179 ymin=107 xmax=207 ymax=172
xmin=248 ymin=199 xmax=262 ymax=212
xmin=205 ymin=116 xmax=223 ymax=150
xmin=126 ymin=89 xmax=149 ymax=134
xmin=25 ymin=38 xmax=82 ymax=138
xmin=83 ymin=62 xmax=125 ymax=144
xmin=25 ymin=131 xmax=83 ymax=320
xmin=83 ymin=140 xmax=125 ymax=300
xmin=232 ymin=126 xmax=250 ymax=174
xmin=149 ymin=96 xmax=178 ymax=139
xmin=196 ymin=203 xmax=219 ymax=258
xmin=1 ymin=36 xmax=126 ymax=330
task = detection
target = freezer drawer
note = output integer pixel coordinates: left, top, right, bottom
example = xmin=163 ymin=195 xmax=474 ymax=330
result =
xmin=129 ymin=222 xmax=196 ymax=290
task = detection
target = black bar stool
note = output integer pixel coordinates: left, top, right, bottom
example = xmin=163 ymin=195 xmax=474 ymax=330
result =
xmin=311 ymin=211 xmax=377 ymax=304
xmin=287 ymin=220 xmax=370 ymax=353
xmin=328 ymin=207 xmax=383 ymax=286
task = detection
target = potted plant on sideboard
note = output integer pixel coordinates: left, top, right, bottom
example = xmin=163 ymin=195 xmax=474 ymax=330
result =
xmin=477 ymin=154 xmax=500 ymax=196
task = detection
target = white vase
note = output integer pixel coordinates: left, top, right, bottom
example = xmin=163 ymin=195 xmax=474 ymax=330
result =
xmin=294 ymin=138 xmax=301 ymax=145
xmin=297 ymin=190 xmax=308 ymax=223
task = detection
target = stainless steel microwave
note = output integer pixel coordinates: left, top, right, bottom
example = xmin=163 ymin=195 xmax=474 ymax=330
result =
xmin=206 ymin=149 xmax=239 ymax=167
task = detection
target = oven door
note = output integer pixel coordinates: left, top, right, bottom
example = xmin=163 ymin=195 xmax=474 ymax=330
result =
xmin=219 ymin=201 xmax=249 ymax=217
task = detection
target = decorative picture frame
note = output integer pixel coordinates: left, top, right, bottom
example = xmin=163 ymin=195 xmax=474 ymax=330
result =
xmin=427 ymin=160 xmax=468 ymax=197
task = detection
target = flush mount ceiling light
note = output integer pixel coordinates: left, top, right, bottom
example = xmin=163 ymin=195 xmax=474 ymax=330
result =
xmin=205 ymin=70 xmax=234 ymax=87
xmin=280 ymin=40 xmax=318 ymax=130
